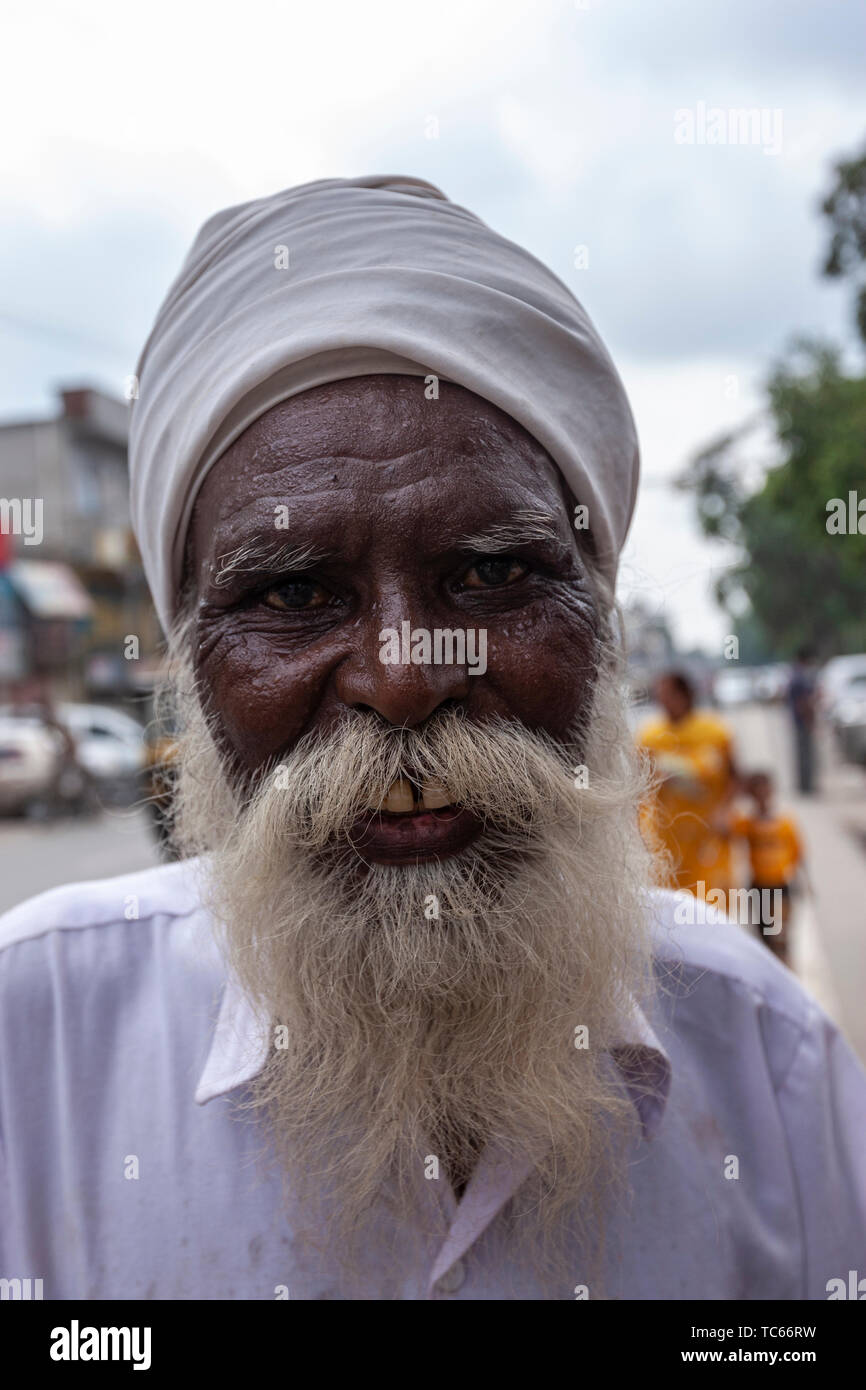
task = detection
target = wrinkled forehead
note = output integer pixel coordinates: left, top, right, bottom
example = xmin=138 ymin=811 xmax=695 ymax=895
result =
xmin=187 ymin=376 xmax=581 ymax=570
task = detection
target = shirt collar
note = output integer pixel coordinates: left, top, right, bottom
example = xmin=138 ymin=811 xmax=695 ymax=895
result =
xmin=609 ymin=1000 xmax=672 ymax=1142
xmin=195 ymin=973 xmax=269 ymax=1105
xmin=195 ymin=978 xmax=672 ymax=1142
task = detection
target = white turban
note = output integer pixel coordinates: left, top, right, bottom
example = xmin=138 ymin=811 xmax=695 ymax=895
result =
xmin=129 ymin=175 xmax=639 ymax=630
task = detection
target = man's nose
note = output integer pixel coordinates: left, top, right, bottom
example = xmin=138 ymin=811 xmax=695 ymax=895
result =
xmin=333 ymin=623 xmax=473 ymax=728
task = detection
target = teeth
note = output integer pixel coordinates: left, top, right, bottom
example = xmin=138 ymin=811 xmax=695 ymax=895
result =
xmin=381 ymin=778 xmax=416 ymax=814
xmin=420 ymin=779 xmax=451 ymax=810
xmin=377 ymin=776 xmax=454 ymax=813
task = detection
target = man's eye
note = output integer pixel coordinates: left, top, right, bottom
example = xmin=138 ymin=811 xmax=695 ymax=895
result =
xmin=262 ymin=578 xmax=330 ymax=610
xmin=461 ymin=556 xmax=530 ymax=589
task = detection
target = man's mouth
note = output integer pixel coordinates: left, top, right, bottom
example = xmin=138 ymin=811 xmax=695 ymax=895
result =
xmin=379 ymin=777 xmax=451 ymax=813
xmin=347 ymin=776 xmax=484 ymax=865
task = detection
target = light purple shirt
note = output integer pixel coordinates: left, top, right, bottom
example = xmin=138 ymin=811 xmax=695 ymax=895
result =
xmin=0 ymin=858 xmax=864 ymax=1300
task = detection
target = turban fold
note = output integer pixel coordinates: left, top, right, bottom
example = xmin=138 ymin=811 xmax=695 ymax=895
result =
xmin=129 ymin=174 xmax=639 ymax=630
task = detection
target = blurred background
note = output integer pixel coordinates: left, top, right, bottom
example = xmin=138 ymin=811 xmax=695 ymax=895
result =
xmin=1 ymin=1 xmax=865 ymax=1057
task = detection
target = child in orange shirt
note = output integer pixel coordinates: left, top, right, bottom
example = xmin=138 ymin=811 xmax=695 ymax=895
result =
xmin=733 ymin=770 xmax=803 ymax=965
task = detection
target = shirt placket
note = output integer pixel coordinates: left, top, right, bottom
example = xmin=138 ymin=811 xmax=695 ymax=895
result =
xmin=425 ymin=1145 xmax=536 ymax=1299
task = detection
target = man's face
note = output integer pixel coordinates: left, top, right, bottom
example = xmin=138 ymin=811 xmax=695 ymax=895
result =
xmin=188 ymin=375 xmax=600 ymax=864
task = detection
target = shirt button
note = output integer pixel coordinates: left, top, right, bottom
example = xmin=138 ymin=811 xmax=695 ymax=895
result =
xmin=435 ymin=1260 xmax=466 ymax=1295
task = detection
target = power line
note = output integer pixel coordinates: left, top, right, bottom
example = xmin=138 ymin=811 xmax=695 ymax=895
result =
xmin=0 ymin=310 xmax=135 ymax=362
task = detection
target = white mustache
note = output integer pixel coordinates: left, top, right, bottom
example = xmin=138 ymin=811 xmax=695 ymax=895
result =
xmin=249 ymin=708 xmax=580 ymax=850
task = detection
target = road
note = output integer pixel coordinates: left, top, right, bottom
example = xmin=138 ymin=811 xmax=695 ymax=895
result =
xmin=0 ymin=703 xmax=864 ymax=1064
xmin=0 ymin=804 xmax=161 ymax=916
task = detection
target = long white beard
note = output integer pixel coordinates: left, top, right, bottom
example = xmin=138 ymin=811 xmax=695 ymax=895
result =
xmin=165 ymin=626 xmax=657 ymax=1294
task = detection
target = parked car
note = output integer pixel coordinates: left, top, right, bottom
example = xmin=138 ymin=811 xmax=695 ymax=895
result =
xmin=833 ymin=694 xmax=866 ymax=765
xmin=713 ymin=667 xmax=755 ymax=707
xmin=819 ymin=654 xmax=866 ymax=723
xmin=0 ymin=717 xmax=62 ymax=815
xmin=820 ymin=660 xmax=866 ymax=767
xmin=0 ymin=701 xmax=147 ymax=815
xmin=57 ymin=703 xmax=147 ymax=804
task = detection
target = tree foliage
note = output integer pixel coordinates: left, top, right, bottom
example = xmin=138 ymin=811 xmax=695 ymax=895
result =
xmin=821 ymin=140 xmax=866 ymax=344
xmin=678 ymin=144 xmax=866 ymax=660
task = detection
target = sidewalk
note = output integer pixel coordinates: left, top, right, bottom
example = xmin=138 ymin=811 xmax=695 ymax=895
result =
xmin=728 ymin=704 xmax=866 ymax=1064
xmin=788 ymin=751 xmax=866 ymax=1062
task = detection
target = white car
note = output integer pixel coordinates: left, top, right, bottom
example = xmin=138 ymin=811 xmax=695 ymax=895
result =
xmin=833 ymin=694 xmax=866 ymax=765
xmin=57 ymin=704 xmax=146 ymax=781
xmin=713 ymin=667 xmax=755 ymax=707
xmin=819 ymin=659 xmax=866 ymax=767
xmin=0 ymin=717 xmax=62 ymax=814
xmin=819 ymin=655 xmax=866 ymax=722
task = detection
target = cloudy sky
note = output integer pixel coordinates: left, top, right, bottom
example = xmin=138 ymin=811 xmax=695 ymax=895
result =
xmin=2 ymin=0 xmax=865 ymax=650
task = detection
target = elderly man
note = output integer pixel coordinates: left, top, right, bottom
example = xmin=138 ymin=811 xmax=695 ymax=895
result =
xmin=1 ymin=177 xmax=864 ymax=1301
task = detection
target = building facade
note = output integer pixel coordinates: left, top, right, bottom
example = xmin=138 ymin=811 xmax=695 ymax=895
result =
xmin=0 ymin=387 xmax=160 ymax=700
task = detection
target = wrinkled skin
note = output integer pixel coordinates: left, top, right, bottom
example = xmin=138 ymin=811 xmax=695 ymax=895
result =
xmin=187 ymin=375 xmax=600 ymax=793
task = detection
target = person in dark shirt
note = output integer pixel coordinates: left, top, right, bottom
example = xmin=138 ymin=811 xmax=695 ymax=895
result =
xmin=787 ymin=647 xmax=819 ymax=794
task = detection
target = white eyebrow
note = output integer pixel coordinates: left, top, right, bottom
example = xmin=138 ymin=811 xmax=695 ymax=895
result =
xmin=211 ymin=537 xmax=329 ymax=587
xmin=455 ymin=508 xmax=563 ymax=553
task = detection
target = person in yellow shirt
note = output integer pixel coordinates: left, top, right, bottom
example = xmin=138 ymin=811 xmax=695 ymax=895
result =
xmin=637 ymin=671 xmax=738 ymax=900
xmin=732 ymin=770 xmax=803 ymax=966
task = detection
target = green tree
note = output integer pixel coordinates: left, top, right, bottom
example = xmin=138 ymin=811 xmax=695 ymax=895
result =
xmin=678 ymin=341 xmax=866 ymax=658
xmin=821 ymin=140 xmax=866 ymax=344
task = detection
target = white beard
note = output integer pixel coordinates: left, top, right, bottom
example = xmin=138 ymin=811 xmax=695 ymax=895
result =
xmin=165 ymin=622 xmax=657 ymax=1293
